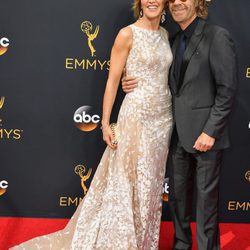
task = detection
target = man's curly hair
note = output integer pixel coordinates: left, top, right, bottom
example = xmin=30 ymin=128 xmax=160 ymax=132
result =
xmin=166 ymin=0 xmax=209 ymax=19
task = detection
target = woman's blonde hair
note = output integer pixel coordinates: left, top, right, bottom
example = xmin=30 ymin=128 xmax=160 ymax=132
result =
xmin=132 ymin=0 xmax=168 ymax=19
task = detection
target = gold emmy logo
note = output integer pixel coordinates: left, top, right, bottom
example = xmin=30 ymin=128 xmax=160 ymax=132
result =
xmin=81 ymin=21 xmax=99 ymax=57
xmin=0 ymin=180 xmax=8 ymax=196
xmin=245 ymin=171 xmax=250 ymax=183
xmin=0 ymin=96 xmax=5 ymax=109
xmin=0 ymin=37 xmax=9 ymax=56
xmin=75 ymin=164 xmax=92 ymax=195
xmin=0 ymin=97 xmax=24 ymax=140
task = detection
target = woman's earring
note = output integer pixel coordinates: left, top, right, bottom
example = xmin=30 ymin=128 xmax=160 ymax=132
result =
xmin=161 ymin=10 xmax=166 ymax=23
xmin=139 ymin=9 xmax=143 ymax=18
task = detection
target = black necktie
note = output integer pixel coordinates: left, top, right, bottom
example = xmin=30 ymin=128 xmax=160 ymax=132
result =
xmin=175 ymin=32 xmax=186 ymax=85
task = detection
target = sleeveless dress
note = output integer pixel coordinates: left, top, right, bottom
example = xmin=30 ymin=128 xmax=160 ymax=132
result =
xmin=11 ymin=24 xmax=173 ymax=250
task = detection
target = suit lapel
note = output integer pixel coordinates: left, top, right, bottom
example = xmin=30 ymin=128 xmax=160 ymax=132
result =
xmin=178 ymin=19 xmax=206 ymax=91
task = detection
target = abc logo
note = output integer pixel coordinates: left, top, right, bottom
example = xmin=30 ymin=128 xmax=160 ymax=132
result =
xmin=0 ymin=37 xmax=10 ymax=56
xmin=162 ymin=178 xmax=170 ymax=202
xmin=0 ymin=180 xmax=8 ymax=196
xmin=74 ymin=106 xmax=100 ymax=132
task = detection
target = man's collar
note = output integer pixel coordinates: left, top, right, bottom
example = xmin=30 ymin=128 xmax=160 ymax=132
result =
xmin=181 ymin=17 xmax=199 ymax=38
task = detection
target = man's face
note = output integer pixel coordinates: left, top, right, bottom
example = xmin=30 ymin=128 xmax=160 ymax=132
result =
xmin=168 ymin=0 xmax=197 ymax=29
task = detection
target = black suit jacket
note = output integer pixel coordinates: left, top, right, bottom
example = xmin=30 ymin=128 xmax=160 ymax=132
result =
xmin=169 ymin=18 xmax=237 ymax=153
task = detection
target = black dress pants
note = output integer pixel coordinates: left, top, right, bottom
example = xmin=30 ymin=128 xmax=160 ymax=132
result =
xmin=169 ymin=133 xmax=221 ymax=250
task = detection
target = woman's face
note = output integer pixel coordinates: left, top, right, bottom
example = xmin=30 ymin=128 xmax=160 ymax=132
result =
xmin=140 ymin=0 xmax=166 ymax=20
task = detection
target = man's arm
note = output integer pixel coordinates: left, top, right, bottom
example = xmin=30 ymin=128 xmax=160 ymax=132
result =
xmin=121 ymin=69 xmax=139 ymax=93
xmin=194 ymin=27 xmax=237 ymax=152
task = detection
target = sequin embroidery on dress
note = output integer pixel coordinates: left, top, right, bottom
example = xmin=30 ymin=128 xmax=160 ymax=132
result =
xmin=11 ymin=24 xmax=173 ymax=250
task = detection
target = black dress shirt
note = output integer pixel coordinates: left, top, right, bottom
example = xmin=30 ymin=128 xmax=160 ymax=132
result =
xmin=174 ymin=17 xmax=199 ymax=86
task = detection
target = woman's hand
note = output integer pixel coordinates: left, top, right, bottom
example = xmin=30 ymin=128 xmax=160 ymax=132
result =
xmin=102 ymin=125 xmax=117 ymax=149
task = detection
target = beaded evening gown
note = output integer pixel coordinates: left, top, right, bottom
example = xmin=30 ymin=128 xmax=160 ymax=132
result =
xmin=11 ymin=24 xmax=173 ymax=250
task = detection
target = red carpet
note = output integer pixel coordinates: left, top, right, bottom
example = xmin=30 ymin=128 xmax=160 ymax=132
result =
xmin=0 ymin=218 xmax=249 ymax=250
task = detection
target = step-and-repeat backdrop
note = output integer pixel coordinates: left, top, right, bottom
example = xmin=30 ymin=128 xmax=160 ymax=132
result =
xmin=0 ymin=0 xmax=249 ymax=222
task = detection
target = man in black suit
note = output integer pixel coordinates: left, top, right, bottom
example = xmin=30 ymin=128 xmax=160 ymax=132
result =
xmin=122 ymin=0 xmax=237 ymax=249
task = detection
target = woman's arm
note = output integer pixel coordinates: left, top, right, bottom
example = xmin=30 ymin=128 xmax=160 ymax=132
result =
xmin=101 ymin=26 xmax=132 ymax=149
